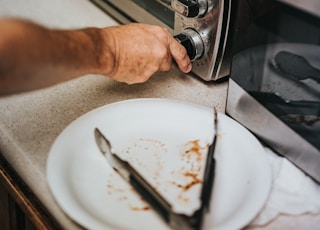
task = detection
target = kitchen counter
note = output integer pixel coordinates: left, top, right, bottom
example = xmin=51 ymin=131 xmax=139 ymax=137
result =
xmin=0 ymin=0 xmax=227 ymax=229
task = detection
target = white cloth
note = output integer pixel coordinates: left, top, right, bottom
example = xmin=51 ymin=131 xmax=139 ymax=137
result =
xmin=250 ymin=147 xmax=320 ymax=226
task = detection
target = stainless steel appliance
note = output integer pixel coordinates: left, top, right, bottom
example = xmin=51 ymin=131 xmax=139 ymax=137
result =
xmin=90 ymin=0 xmax=232 ymax=81
xmin=226 ymin=0 xmax=320 ymax=183
xmin=90 ymin=0 xmax=320 ymax=182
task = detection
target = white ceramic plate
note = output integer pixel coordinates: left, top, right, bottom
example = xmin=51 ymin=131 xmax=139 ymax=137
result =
xmin=47 ymin=98 xmax=272 ymax=230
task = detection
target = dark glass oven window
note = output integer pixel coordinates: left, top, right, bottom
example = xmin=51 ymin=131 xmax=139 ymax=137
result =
xmin=133 ymin=0 xmax=174 ymax=28
xmin=230 ymin=0 xmax=320 ymax=150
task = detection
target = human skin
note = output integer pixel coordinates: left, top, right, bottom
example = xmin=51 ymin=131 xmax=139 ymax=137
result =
xmin=0 ymin=19 xmax=191 ymax=95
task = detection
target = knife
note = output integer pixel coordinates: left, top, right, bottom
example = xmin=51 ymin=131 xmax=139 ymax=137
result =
xmin=201 ymin=107 xmax=218 ymax=213
xmin=94 ymin=109 xmax=218 ymax=229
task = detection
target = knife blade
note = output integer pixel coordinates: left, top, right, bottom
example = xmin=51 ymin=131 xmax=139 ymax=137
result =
xmin=191 ymin=107 xmax=218 ymax=229
xmin=94 ymin=107 xmax=218 ymax=230
xmin=94 ymin=128 xmax=195 ymax=230
xmin=201 ymin=107 xmax=218 ymax=212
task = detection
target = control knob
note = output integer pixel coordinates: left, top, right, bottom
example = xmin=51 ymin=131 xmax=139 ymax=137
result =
xmin=171 ymin=0 xmax=208 ymax=18
xmin=174 ymin=28 xmax=204 ymax=61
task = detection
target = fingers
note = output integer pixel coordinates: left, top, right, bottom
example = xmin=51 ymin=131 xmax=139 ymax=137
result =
xmin=168 ymin=35 xmax=192 ymax=73
xmin=158 ymin=47 xmax=172 ymax=72
xmin=149 ymin=25 xmax=192 ymax=73
xmin=102 ymin=23 xmax=192 ymax=85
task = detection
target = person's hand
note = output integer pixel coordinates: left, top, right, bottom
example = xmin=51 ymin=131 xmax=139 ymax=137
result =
xmin=100 ymin=23 xmax=192 ymax=84
xmin=0 ymin=20 xmax=191 ymax=95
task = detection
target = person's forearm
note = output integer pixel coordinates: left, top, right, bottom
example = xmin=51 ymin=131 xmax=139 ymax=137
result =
xmin=0 ymin=19 xmax=191 ymax=95
xmin=0 ymin=19 xmax=112 ymax=95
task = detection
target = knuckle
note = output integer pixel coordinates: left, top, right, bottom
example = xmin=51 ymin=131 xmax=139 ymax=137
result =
xmin=156 ymin=47 xmax=169 ymax=58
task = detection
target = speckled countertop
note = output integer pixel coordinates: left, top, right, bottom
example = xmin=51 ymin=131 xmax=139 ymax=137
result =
xmin=0 ymin=0 xmax=227 ymax=229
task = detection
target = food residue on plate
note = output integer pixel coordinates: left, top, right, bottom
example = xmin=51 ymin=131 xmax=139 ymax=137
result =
xmin=105 ymin=138 xmax=210 ymax=214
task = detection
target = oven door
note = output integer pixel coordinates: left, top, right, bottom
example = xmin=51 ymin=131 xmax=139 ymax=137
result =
xmin=227 ymin=0 xmax=320 ymax=183
xmin=90 ymin=0 xmax=174 ymax=32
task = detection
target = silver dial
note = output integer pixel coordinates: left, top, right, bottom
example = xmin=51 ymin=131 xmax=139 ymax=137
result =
xmin=174 ymin=28 xmax=204 ymax=61
xmin=171 ymin=0 xmax=208 ymax=18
